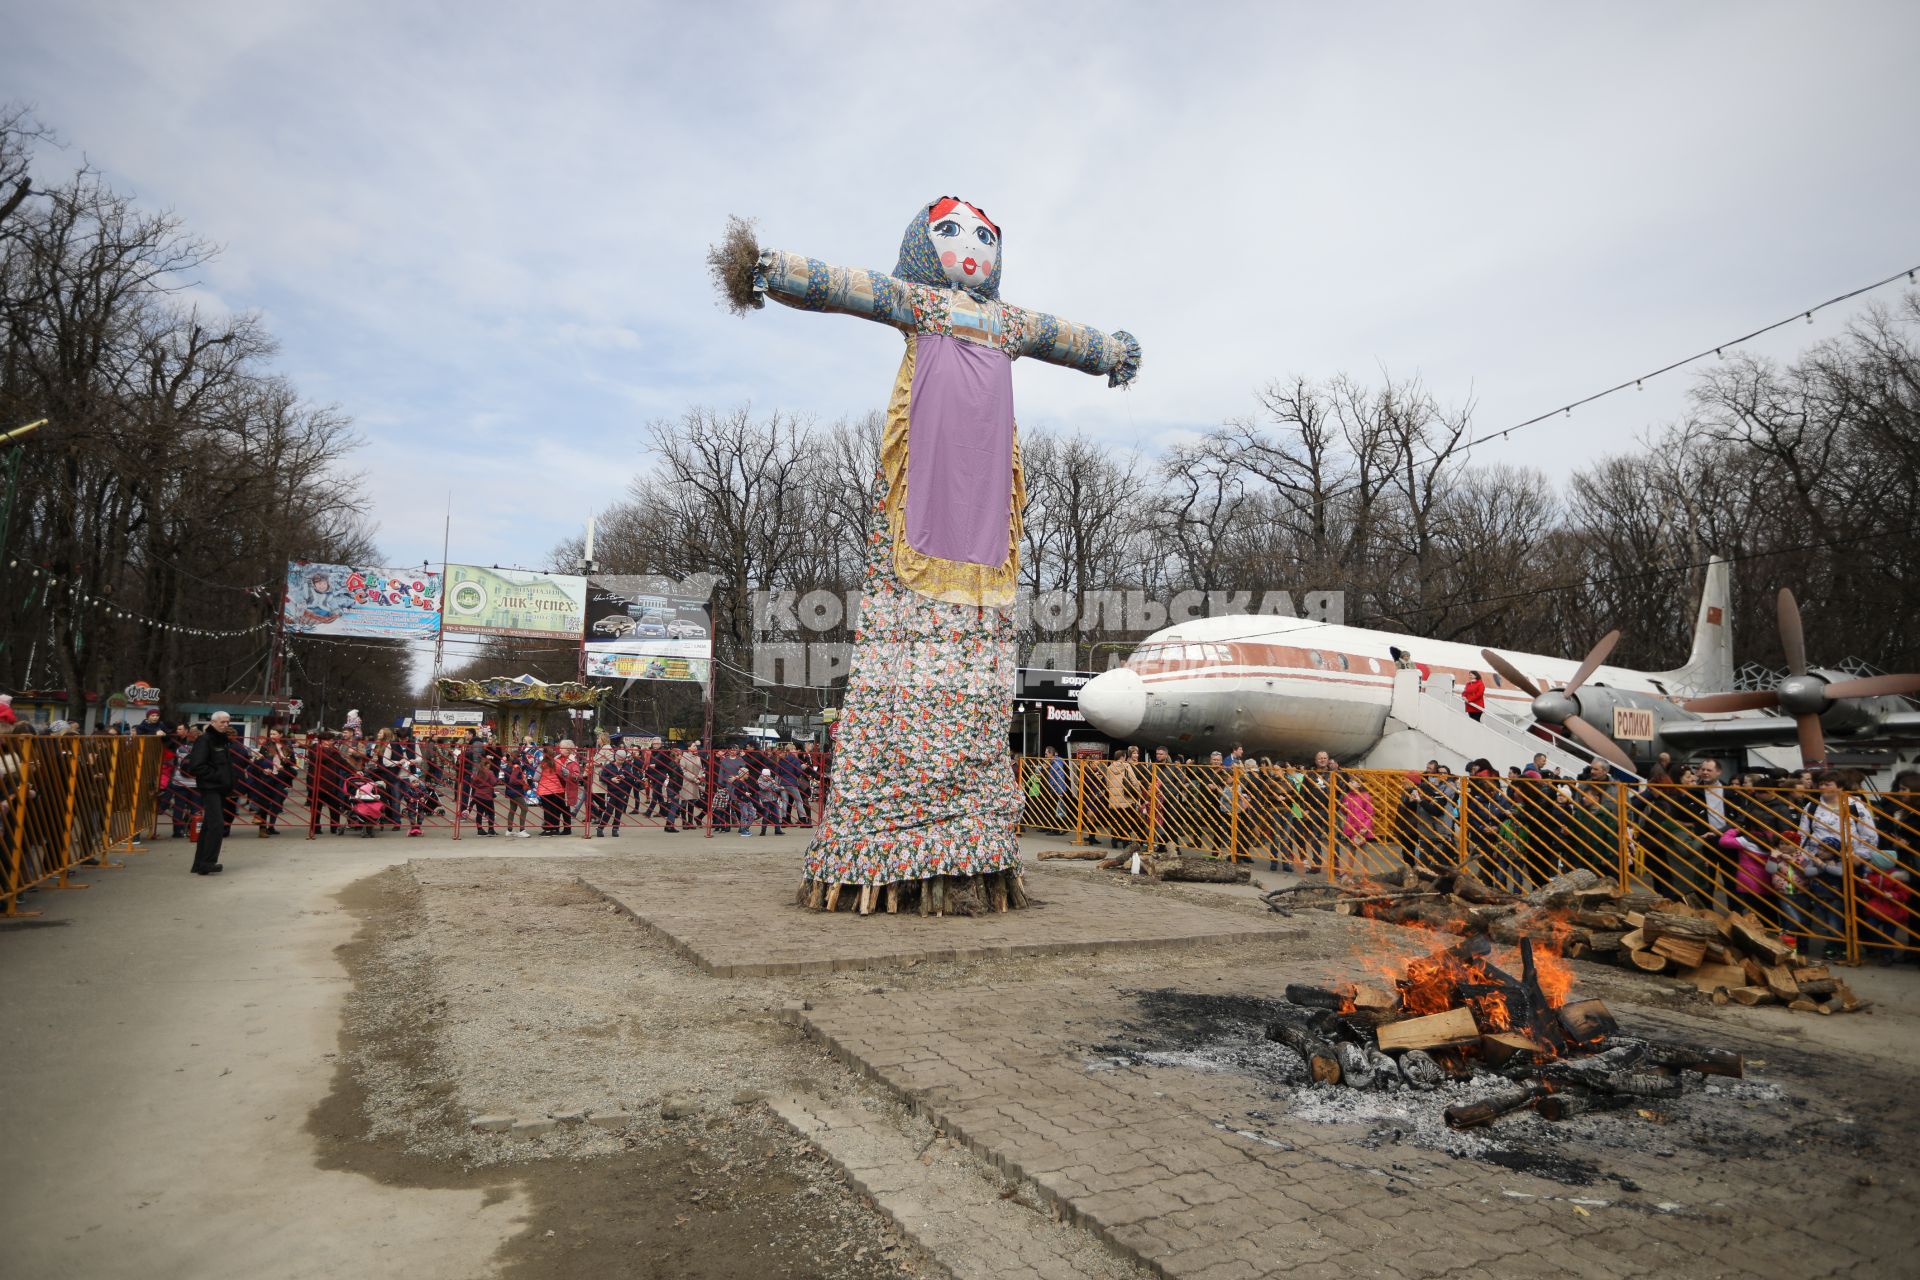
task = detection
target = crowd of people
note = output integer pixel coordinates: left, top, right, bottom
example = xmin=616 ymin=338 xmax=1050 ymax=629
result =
xmin=6 ymin=698 xmax=1914 ymax=966
xmin=133 ymin=719 xmax=832 ymax=849
xmin=1023 ymin=745 xmax=1919 ymax=963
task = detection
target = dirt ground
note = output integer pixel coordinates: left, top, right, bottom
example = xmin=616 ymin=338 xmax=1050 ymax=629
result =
xmin=320 ymin=850 xmax=1920 ymax=1278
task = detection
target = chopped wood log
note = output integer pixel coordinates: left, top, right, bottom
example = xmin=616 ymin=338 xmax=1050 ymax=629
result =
xmin=1451 ymin=871 xmax=1514 ymax=905
xmin=1538 ymin=1092 xmax=1639 ymax=1121
xmin=1351 ymin=984 xmax=1398 ymax=1015
xmin=1792 ymin=965 xmax=1831 ymax=982
xmin=1728 ymin=986 xmax=1775 ymax=1005
xmin=1763 ymin=965 xmax=1800 ymax=1000
xmin=1376 ymin=1007 xmax=1481 ymax=1053
xmin=1542 ymin=1059 xmax=1683 ymax=1097
xmin=1334 ymin=1042 xmax=1376 ymax=1088
xmin=1643 ymin=910 xmax=1719 ymax=942
xmin=1625 ymin=911 xmax=1647 ymax=929
xmin=1285 ymin=983 xmax=1356 ymax=1011
xmin=1788 ymin=997 xmax=1819 ymax=1013
xmin=1556 ymin=998 xmax=1618 ymax=1043
xmin=885 ymin=883 xmax=900 ymax=914
xmin=1730 ymin=917 xmax=1795 ymax=963
xmin=1639 ymin=1044 xmax=1744 ymax=1078
xmin=1678 ymin=962 xmax=1747 ymax=994
xmin=917 ymin=878 xmax=933 ymax=916
xmin=1569 ymin=909 xmax=1628 ymax=931
xmin=1445 ymin=1084 xmax=1542 ymax=1129
xmin=1397 ymin=1049 xmax=1445 ymax=1090
xmin=1712 ymin=992 xmax=1730 ymax=1005
xmin=929 ymin=876 xmax=945 ymax=915
xmin=1159 ymin=856 xmax=1252 ymax=883
xmin=1836 ymin=981 xmax=1867 ymax=1013
xmin=1651 ymin=936 xmax=1709 ymax=968
xmin=807 ymin=881 xmax=827 ymax=911
xmin=1524 ymin=869 xmax=1602 ymax=906
xmin=1365 ymin=1048 xmax=1401 ymax=1088
xmin=1629 ymin=950 xmax=1670 ymax=973
xmin=1265 ymin=1020 xmax=1343 ymax=1085
xmin=1795 ymin=978 xmax=1838 ymax=1000
xmin=1480 ymin=1032 xmax=1549 ymax=1068
xmin=1585 ymin=930 xmax=1628 ymax=954
xmin=1038 ymin=846 xmax=1110 ymax=860
xmin=989 ymin=875 xmax=1009 ymax=913
xmin=1619 ymin=928 xmax=1647 ymax=953
xmin=824 ymin=883 xmax=843 ymax=912
xmin=1009 ymin=873 xmax=1030 ymax=909
xmin=1740 ymin=957 xmax=1768 ymax=986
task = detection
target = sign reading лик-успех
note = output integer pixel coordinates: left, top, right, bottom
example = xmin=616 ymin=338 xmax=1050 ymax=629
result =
xmin=441 ymin=565 xmax=586 ymax=639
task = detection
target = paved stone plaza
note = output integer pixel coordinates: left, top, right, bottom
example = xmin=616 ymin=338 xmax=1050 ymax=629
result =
xmin=788 ymin=973 xmax=1918 ymax=1279
xmin=578 ymin=847 xmax=1296 ymax=976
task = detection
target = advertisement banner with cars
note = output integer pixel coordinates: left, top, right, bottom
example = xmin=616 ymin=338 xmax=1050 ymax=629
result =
xmin=441 ymin=565 xmax=587 ymax=639
xmin=283 ymin=561 xmax=442 ymax=639
xmin=584 ymin=576 xmax=712 ymax=684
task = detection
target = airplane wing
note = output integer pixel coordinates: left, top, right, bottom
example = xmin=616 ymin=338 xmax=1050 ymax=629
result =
xmin=1657 ymin=717 xmax=1804 ymax=751
xmin=1660 ymin=711 xmax=1920 ymax=752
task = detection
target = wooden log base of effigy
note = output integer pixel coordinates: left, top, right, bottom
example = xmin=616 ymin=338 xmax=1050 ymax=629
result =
xmin=796 ymin=870 xmax=1031 ymax=917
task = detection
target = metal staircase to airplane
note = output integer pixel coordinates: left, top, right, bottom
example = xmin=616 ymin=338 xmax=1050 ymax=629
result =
xmin=1373 ymin=668 xmax=1623 ymax=777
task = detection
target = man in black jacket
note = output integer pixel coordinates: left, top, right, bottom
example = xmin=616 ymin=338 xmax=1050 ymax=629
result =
xmin=185 ymin=711 xmax=237 ymax=874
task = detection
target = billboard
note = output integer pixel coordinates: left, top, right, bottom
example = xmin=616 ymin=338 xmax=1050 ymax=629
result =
xmin=584 ymin=576 xmax=712 ymax=685
xmin=441 ymin=565 xmax=587 ymax=639
xmin=284 ymin=562 xmax=442 ymax=639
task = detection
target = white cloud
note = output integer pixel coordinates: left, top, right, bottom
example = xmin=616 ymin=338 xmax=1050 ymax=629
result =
xmin=6 ymin=0 xmax=1917 ymax=560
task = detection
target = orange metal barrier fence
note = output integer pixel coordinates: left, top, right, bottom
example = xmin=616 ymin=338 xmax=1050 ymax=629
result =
xmin=1017 ymin=757 xmax=1920 ymax=964
xmin=2 ymin=734 xmax=163 ymax=918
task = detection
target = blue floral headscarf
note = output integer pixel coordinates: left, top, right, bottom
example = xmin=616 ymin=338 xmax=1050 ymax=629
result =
xmin=895 ymin=196 xmax=1002 ymax=301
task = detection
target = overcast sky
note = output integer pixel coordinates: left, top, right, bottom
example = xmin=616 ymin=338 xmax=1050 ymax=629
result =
xmin=7 ymin=1 xmax=1917 ymax=571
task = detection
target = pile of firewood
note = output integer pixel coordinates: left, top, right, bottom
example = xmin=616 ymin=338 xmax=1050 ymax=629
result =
xmin=1267 ymin=935 xmax=1746 ymax=1129
xmin=1265 ymin=866 xmax=1869 ymax=1015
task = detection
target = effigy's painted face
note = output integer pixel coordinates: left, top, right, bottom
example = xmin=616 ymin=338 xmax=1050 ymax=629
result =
xmin=929 ymin=205 xmax=998 ymax=289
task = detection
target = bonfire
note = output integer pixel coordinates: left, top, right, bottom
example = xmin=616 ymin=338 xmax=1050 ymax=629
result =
xmin=1265 ymin=933 xmax=1743 ymax=1128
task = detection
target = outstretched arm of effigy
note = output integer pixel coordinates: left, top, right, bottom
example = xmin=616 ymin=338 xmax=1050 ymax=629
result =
xmin=1009 ymin=305 xmax=1142 ymax=388
xmin=754 ymin=248 xmax=918 ymax=330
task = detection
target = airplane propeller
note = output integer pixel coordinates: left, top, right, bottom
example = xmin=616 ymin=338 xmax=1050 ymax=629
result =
xmin=1682 ymin=587 xmax=1920 ymax=767
xmin=1481 ymin=630 xmax=1637 ymax=771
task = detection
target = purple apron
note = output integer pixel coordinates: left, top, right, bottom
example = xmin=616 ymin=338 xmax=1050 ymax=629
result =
xmin=904 ymin=333 xmax=1015 ymax=567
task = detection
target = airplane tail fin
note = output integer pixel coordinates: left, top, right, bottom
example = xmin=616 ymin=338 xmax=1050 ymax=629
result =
xmin=1654 ymin=555 xmax=1732 ymax=696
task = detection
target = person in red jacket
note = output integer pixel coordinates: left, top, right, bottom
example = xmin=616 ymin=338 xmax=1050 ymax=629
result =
xmin=1462 ymin=670 xmax=1487 ymax=722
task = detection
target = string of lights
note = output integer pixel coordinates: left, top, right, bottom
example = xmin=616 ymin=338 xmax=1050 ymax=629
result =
xmin=1461 ymin=261 xmax=1920 ymax=450
xmin=11 ymin=560 xmax=274 ymax=638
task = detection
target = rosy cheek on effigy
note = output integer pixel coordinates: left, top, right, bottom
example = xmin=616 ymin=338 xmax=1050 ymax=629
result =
xmin=930 ymin=207 xmax=997 ymax=288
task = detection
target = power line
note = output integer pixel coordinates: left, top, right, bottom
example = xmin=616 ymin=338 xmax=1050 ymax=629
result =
xmin=1290 ymin=261 xmax=1920 ymax=505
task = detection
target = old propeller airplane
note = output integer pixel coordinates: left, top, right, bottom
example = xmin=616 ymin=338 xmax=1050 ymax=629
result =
xmin=1074 ymin=558 xmax=1920 ymax=777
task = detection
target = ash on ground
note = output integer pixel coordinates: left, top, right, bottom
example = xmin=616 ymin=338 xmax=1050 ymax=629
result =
xmin=1086 ymin=989 xmax=1794 ymax=1186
